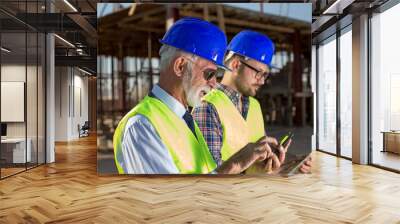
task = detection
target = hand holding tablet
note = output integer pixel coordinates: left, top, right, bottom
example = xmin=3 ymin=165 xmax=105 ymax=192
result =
xmin=271 ymin=132 xmax=312 ymax=177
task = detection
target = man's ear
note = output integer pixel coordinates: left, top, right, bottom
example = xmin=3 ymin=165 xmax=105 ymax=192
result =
xmin=230 ymin=57 xmax=240 ymax=72
xmin=173 ymin=56 xmax=186 ymax=78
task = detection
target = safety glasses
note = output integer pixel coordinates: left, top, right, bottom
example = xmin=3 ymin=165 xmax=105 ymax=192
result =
xmin=240 ymin=60 xmax=270 ymax=80
xmin=184 ymin=57 xmax=219 ymax=81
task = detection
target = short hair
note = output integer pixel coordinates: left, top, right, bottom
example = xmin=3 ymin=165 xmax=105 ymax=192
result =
xmin=225 ymin=51 xmax=251 ymax=64
xmin=159 ymin=45 xmax=198 ymax=73
xmin=224 ymin=51 xmax=249 ymax=70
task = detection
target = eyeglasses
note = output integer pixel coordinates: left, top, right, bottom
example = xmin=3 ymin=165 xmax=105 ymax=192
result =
xmin=240 ymin=60 xmax=269 ymax=80
xmin=184 ymin=57 xmax=218 ymax=81
xmin=202 ymin=68 xmax=219 ymax=81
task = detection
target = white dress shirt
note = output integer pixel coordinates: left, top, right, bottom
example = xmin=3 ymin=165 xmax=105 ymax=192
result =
xmin=120 ymin=84 xmax=187 ymax=174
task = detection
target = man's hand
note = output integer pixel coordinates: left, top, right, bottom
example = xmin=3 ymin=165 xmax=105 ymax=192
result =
xmin=298 ymin=156 xmax=312 ymax=174
xmin=264 ymin=153 xmax=281 ymax=174
xmin=244 ymin=137 xmax=291 ymax=174
xmin=263 ymin=137 xmax=291 ymax=174
xmin=215 ymin=136 xmax=271 ymax=174
xmin=268 ymin=137 xmax=291 ymax=164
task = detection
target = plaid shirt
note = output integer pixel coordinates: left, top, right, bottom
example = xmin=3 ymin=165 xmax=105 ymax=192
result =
xmin=192 ymin=83 xmax=249 ymax=166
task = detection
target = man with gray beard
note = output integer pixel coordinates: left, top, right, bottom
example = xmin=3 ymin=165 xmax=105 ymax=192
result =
xmin=113 ymin=18 xmax=275 ymax=174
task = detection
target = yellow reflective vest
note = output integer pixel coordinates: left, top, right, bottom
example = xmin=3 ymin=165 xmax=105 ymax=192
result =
xmin=113 ymin=96 xmax=217 ymax=174
xmin=203 ymin=89 xmax=265 ymax=162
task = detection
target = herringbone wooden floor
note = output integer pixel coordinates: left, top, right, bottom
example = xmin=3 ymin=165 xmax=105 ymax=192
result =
xmin=1 ymin=135 xmax=400 ymax=224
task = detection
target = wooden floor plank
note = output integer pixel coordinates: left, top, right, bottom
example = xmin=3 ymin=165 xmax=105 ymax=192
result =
xmin=0 ymin=135 xmax=400 ymax=223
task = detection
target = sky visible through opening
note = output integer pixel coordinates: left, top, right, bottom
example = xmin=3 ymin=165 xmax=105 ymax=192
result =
xmin=98 ymin=3 xmax=311 ymax=23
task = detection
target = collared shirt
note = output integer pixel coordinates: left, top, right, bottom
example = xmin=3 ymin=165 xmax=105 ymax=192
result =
xmin=120 ymin=84 xmax=186 ymax=174
xmin=192 ymin=83 xmax=250 ymax=166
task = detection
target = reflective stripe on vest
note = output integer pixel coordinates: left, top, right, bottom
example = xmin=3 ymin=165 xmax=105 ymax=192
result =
xmin=113 ymin=96 xmax=217 ymax=174
xmin=203 ymin=89 xmax=265 ymax=161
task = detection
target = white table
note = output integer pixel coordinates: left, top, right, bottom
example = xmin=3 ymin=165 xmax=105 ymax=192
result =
xmin=1 ymin=138 xmax=32 ymax=163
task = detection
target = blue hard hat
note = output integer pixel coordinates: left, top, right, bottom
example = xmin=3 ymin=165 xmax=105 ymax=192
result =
xmin=227 ymin=30 xmax=275 ymax=67
xmin=160 ymin=17 xmax=228 ymax=70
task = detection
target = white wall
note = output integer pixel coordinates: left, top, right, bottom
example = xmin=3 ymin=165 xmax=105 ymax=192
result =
xmin=55 ymin=67 xmax=69 ymax=141
xmin=1 ymin=65 xmax=26 ymax=140
xmin=1 ymin=63 xmax=46 ymax=164
xmin=1 ymin=65 xmax=37 ymax=138
xmin=54 ymin=67 xmax=89 ymax=141
xmin=1 ymin=66 xmax=26 ymax=127
xmin=1 ymin=82 xmax=25 ymax=122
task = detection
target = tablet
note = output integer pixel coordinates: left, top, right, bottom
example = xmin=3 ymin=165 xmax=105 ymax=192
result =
xmin=278 ymin=153 xmax=311 ymax=177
